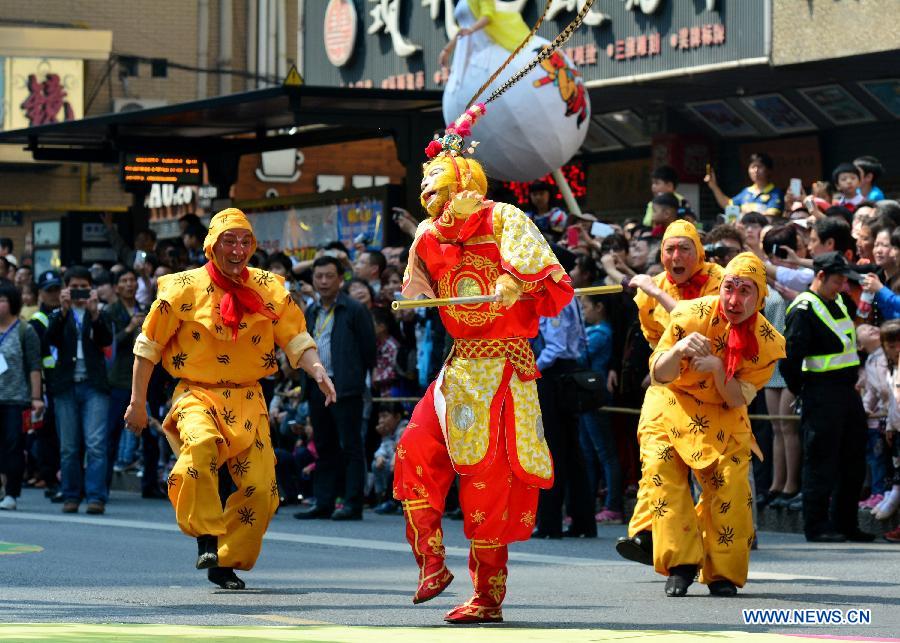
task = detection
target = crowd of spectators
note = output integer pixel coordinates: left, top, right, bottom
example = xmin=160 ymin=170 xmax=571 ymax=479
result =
xmin=0 ymin=152 xmax=898 ymax=544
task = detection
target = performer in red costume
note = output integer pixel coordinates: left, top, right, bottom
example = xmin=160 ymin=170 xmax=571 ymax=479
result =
xmin=393 ymin=104 xmax=574 ymax=624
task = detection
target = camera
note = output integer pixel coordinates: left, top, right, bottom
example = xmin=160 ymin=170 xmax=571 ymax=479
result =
xmin=703 ymin=243 xmax=735 ymax=261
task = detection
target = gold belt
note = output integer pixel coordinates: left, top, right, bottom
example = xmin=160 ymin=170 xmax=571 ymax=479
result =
xmin=452 ymin=337 xmax=537 ymax=379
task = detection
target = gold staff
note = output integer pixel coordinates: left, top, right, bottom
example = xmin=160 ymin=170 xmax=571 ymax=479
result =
xmin=391 ymin=284 xmax=623 ymax=311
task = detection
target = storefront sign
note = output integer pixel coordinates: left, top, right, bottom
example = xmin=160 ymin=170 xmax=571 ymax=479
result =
xmin=325 ymin=0 xmax=358 ymax=67
xmin=306 ymin=1 xmax=765 ymax=91
xmin=3 ymin=57 xmax=83 ymax=130
xmin=123 ymin=154 xmax=202 ymax=185
xmin=143 ymin=183 xmax=197 ymax=208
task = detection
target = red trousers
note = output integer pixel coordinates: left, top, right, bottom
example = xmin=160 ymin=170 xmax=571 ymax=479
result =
xmin=393 ymin=381 xmax=539 ymax=544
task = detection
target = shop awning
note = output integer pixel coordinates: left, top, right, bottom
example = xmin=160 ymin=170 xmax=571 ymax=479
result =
xmin=0 ymin=84 xmax=443 ymax=164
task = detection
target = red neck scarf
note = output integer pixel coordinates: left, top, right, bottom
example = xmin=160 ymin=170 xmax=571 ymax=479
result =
xmin=666 ymin=268 xmax=709 ymax=300
xmin=205 ymin=262 xmax=278 ymax=340
xmin=718 ymin=301 xmax=759 ymax=381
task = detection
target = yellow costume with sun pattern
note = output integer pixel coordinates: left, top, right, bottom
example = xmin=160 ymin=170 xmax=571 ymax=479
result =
xmin=134 ymin=209 xmax=316 ymax=571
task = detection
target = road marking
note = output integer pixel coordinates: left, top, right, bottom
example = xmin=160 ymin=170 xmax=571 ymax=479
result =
xmin=5 ymin=512 xmax=619 ymax=568
xmin=1 ymin=623 xmax=893 ymax=643
xmin=253 ymin=614 xmax=331 ymax=626
xmin=0 ymin=541 xmax=43 ymax=556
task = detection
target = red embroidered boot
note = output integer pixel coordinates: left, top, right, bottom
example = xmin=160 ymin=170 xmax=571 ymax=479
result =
xmin=402 ymin=499 xmax=454 ymax=604
xmin=444 ymin=540 xmax=507 ymax=624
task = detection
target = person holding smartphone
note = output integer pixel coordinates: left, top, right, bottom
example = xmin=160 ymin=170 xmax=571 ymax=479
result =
xmin=45 ymin=266 xmax=113 ymax=516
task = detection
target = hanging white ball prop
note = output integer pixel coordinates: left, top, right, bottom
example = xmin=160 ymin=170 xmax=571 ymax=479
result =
xmin=442 ymin=35 xmax=591 ymax=182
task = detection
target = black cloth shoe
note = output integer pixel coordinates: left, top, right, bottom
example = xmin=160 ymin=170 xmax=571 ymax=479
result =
xmin=615 ymin=531 xmax=653 ymax=566
xmin=208 ymin=566 xmax=245 ymax=590
xmin=843 ymin=529 xmax=876 ymax=543
xmin=806 ymin=531 xmax=847 ymax=543
xmin=331 ymin=506 xmax=363 ymax=521
xmin=708 ymin=580 xmax=738 ymax=597
xmin=665 ymin=565 xmax=697 ymax=597
xmin=293 ymin=504 xmax=333 ymax=520
xmin=196 ymin=535 xmax=218 ymax=569
xmin=532 ymin=527 xmax=562 ymax=539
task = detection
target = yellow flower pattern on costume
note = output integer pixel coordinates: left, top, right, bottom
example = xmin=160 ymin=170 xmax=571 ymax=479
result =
xmin=488 ymin=569 xmax=507 ymax=603
xmin=520 ymin=510 xmax=535 ymax=526
xmin=509 ymin=374 xmax=553 ymax=479
xmin=493 ymin=203 xmax=565 ymax=280
xmin=471 ymin=509 xmax=486 ymax=524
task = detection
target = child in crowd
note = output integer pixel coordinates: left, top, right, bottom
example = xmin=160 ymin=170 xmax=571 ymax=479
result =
xmin=858 ymin=325 xmax=892 ymax=510
xmin=372 ymin=307 xmax=402 ymax=398
xmin=875 ymin=321 xmax=900 ymax=534
xmin=578 ymin=294 xmax=623 ymax=524
xmin=854 ymin=155 xmax=885 ymax=202
xmin=371 ymin=402 xmax=407 ymax=515
xmin=832 ymin=162 xmax=864 ymax=213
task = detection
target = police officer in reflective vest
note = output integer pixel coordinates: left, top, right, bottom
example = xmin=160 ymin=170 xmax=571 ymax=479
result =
xmin=783 ymin=252 xmax=873 ymax=543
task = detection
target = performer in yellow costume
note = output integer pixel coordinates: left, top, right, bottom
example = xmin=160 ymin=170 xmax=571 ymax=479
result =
xmin=396 ymin=104 xmax=574 ymax=623
xmin=125 ymin=208 xmax=335 ymax=589
xmin=617 ymin=220 xmax=724 ymax=565
xmin=645 ymin=252 xmax=784 ymax=596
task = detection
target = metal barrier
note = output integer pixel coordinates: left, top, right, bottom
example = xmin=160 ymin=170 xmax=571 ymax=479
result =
xmin=370 ymin=397 xmax=885 ymax=422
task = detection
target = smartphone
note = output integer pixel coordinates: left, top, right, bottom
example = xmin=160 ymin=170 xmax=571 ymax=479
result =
xmin=724 ymin=204 xmax=740 ymax=224
xmin=566 ymin=226 xmax=580 ymax=247
xmin=590 ymin=221 xmax=615 ymax=238
xmin=772 ymin=244 xmax=788 ymax=259
xmin=706 ymin=163 xmax=711 ymax=176
xmin=70 ymin=288 xmax=90 ymax=300
xmin=789 ymin=178 xmax=802 ymax=195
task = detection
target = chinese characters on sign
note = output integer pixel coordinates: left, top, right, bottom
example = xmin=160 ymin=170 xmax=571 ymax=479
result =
xmin=368 ymin=0 xmax=422 ymax=57
xmin=4 ymin=58 xmax=83 ymax=131
xmin=318 ymin=0 xmax=739 ymax=91
xmin=20 ymin=73 xmax=74 ymax=125
xmin=324 ymin=0 xmax=358 ymax=67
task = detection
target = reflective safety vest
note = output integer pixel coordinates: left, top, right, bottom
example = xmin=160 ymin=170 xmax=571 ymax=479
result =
xmin=787 ymin=291 xmax=859 ymax=372
xmin=29 ymin=310 xmax=57 ymax=369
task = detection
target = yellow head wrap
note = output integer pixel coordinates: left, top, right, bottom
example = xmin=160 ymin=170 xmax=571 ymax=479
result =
xmin=203 ymin=208 xmax=257 ymax=268
xmin=661 ymin=219 xmax=705 ymax=263
xmin=723 ymin=251 xmax=768 ymax=310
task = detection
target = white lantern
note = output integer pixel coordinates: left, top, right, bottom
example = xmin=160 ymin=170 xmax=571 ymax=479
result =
xmin=442 ymin=2 xmax=591 ymax=182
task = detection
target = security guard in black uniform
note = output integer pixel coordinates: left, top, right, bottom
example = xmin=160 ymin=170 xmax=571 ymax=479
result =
xmin=783 ymin=252 xmax=874 ymax=543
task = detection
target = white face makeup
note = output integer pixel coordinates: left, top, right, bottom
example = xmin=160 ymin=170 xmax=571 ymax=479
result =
xmin=719 ymin=275 xmax=758 ymax=324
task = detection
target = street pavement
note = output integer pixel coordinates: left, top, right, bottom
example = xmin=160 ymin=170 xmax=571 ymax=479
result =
xmin=2 ymin=487 xmax=899 ymax=642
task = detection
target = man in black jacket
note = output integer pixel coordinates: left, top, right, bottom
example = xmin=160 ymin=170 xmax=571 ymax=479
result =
xmin=46 ymin=266 xmax=112 ymax=515
xmin=783 ymin=252 xmax=873 ymax=543
xmin=295 ymin=256 xmax=376 ymax=521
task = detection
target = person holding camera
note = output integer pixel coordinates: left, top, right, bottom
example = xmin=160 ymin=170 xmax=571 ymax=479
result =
xmin=46 ymin=266 xmax=113 ymax=515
